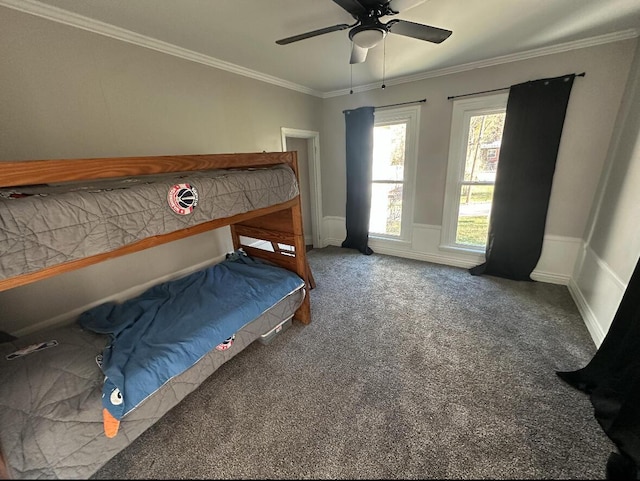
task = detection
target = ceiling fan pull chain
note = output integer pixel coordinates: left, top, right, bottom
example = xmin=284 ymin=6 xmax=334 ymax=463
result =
xmin=381 ymin=36 xmax=386 ymax=89
xmin=350 ymin=62 xmax=354 ymax=94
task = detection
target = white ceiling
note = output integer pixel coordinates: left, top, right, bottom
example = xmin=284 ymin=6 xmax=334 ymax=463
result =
xmin=4 ymin=0 xmax=640 ymax=97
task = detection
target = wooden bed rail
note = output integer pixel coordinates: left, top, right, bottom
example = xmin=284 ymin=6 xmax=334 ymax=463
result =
xmin=0 ymin=448 xmax=8 ymax=480
xmin=0 ymin=152 xmax=297 ymax=188
xmin=231 ymin=190 xmax=314 ymax=324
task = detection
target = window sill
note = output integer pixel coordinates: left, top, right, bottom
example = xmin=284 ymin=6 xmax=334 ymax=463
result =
xmin=369 ymin=235 xmax=412 ymax=247
xmin=439 ymin=243 xmax=485 ymax=255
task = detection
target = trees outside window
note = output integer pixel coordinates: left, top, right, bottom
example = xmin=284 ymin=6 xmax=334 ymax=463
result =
xmin=369 ymin=106 xmax=419 ymax=244
xmin=442 ymin=93 xmax=507 ymax=251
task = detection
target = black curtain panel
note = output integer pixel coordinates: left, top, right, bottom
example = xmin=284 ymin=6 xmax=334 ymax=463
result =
xmin=470 ymin=74 xmax=576 ymax=281
xmin=557 ymin=256 xmax=640 ymax=479
xmin=341 ymin=106 xmax=375 ymax=255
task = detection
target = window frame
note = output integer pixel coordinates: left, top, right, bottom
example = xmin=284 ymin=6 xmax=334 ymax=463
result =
xmin=441 ymin=93 xmax=508 ymax=253
xmin=369 ymin=105 xmax=420 ymax=244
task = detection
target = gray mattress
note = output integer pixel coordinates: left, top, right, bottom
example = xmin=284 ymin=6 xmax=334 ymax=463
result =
xmin=0 ymin=286 xmax=305 ymax=479
xmin=0 ymin=165 xmax=298 ymax=281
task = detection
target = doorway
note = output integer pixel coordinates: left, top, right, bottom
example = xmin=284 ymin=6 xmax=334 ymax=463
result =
xmin=281 ymin=128 xmax=322 ymax=249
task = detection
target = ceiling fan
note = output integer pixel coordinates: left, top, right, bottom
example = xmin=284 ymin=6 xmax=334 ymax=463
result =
xmin=275 ymin=0 xmax=452 ymax=64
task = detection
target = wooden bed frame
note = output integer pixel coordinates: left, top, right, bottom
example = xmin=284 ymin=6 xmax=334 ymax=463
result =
xmin=0 ymin=151 xmax=314 ymax=479
xmin=0 ymin=449 xmax=7 ymax=481
xmin=0 ymin=151 xmax=313 ymax=323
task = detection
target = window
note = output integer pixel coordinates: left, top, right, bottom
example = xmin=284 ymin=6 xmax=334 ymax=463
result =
xmin=441 ymin=93 xmax=507 ymax=252
xmin=369 ymin=106 xmax=419 ymax=243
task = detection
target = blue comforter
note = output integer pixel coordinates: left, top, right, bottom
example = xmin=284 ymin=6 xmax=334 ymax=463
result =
xmin=78 ymin=252 xmax=304 ymax=420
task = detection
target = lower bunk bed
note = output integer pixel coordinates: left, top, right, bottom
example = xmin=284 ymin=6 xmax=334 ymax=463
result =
xmin=0 ymin=251 xmax=306 ymax=479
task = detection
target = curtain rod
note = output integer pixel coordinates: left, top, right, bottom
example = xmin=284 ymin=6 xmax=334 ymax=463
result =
xmin=343 ymin=98 xmax=426 ymax=114
xmin=446 ymin=72 xmax=586 ymax=100
xmin=376 ymin=98 xmax=426 ymax=110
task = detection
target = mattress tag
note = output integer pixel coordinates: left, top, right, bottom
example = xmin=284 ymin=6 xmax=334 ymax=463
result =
xmin=215 ymin=334 xmax=235 ymax=351
xmin=6 ymin=340 xmax=58 ymax=360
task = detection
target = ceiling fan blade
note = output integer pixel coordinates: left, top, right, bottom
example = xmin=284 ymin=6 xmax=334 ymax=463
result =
xmin=386 ymin=19 xmax=452 ymax=43
xmin=350 ymin=43 xmax=368 ymax=64
xmin=332 ymin=0 xmax=367 ymax=18
xmin=276 ymin=23 xmax=351 ymax=45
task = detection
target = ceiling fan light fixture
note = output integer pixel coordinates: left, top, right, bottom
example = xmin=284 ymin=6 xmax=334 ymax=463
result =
xmin=351 ymin=28 xmax=386 ymax=49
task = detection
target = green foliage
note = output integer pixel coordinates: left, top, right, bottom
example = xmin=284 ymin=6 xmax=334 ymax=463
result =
xmin=456 ymin=216 xmax=489 ymax=246
xmin=385 ymin=220 xmax=401 ymax=235
xmin=459 ymin=185 xmax=494 ymax=204
xmin=465 ymin=113 xmax=505 ymax=180
xmin=468 ymin=113 xmax=505 ymax=146
xmin=389 ymin=124 xmax=406 ymax=167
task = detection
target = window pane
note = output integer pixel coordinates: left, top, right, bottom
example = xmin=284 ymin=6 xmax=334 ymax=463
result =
xmin=456 ymin=184 xmax=494 ymax=246
xmin=464 ymin=113 xmax=505 ymax=182
xmin=372 ymin=123 xmax=406 ymax=181
xmin=370 ymin=183 xmax=403 ymax=236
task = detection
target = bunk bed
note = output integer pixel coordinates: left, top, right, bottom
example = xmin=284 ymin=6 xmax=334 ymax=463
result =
xmin=0 ymin=151 xmax=314 ymax=479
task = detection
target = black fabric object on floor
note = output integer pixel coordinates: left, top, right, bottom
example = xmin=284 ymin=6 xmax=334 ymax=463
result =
xmin=470 ymin=74 xmax=576 ymax=281
xmin=341 ymin=106 xmax=375 ymax=255
xmin=0 ymin=331 xmax=17 ymax=343
xmin=557 ymin=255 xmax=640 ymax=480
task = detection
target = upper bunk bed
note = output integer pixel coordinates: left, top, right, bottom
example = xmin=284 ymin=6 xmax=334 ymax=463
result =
xmin=0 ymin=150 xmax=313 ymax=322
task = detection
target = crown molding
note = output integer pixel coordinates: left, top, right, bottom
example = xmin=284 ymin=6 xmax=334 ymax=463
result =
xmin=2 ymin=0 xmax=637 ymax=99
xmin=323 ymin=28 xmax=640 ymax=98
xmin=0 ymin=0 xmax=325 ymax=98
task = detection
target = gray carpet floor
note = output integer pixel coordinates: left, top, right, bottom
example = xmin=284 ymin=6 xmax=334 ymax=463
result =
xmin=93 ymin=246 xmax=615 ymax=479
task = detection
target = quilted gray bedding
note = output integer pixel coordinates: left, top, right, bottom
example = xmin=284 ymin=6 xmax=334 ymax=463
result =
xmin=0 ymin=285 xmax=304 ymax=479
xmin=0 ymin=165 xmax=298 ymax=281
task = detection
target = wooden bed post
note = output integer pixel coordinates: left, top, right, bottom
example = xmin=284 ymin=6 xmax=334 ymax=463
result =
xmin=289 ymin=154 xmax=312 ymax=323
xmin=0 ymin=448 xmax=9 ymax=480
xmin=229 ymin=151 xmax=313 ymax=324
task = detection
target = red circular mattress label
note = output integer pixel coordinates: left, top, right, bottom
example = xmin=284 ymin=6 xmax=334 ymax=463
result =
xmin=167 ymin=183 xmax=198 ymax=215
xmin=216 ymin=335 xmax=235 ymax=351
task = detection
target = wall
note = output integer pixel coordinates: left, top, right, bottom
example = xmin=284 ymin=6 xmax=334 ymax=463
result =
xmin=320 ymin=39 xmax=637 ymax=284
xmin=570 ymin=41 xmax=640 ymax=346
xmin=1 ymin=6 xmax=637 ymax=345
xmin=0 ymin=7 xmax=322 ymax=335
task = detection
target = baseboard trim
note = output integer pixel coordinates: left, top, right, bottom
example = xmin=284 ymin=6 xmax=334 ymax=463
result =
xmin=323 ymin=217 xmax=579 ymax=283
xmin=530 ymin=270 xmax=572 ymax=285
xmin=367 ymin=240 xmax=479 ymax=269
xmin=567 ymin=277 xmax=605 ymax=346
xmin=569 ymin=243 xmax=628 ymax=347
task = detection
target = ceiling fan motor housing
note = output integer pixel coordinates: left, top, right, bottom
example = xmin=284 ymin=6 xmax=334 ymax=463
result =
xmin=349 ymin=23 xmax=388 ymax=48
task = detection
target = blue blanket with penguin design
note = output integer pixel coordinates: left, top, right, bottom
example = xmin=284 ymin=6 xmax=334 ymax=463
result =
xmin=78 ymin=251 xmax=304 ymax=436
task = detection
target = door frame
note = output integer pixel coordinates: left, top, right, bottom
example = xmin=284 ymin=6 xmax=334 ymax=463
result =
xmin=281 ymin=128 xmax=322 ymax=248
